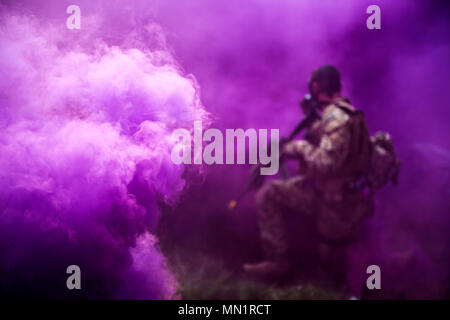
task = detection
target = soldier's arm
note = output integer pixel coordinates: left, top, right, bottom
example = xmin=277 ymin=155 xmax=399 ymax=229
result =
xmin=283 ymin=140 xmax=311 ymax=159
xmin=303 ymin=124 xmax=350 ymax=175
xmin=283 ymin=121 xmax=351 ymax=176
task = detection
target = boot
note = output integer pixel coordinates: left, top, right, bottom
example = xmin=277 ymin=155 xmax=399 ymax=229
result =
xmin=243 ymin=259 xmax=291 ymax=280
xmin=245 ymin=193 xmax=291 ymax=279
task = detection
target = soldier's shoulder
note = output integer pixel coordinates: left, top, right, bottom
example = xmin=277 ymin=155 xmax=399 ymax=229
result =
xmin=322 ymin=101 xmax=353 ymax=133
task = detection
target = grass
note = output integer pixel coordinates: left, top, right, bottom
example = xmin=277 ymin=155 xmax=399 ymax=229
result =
xmin=163 ymin=248 xmax=347 ymax=300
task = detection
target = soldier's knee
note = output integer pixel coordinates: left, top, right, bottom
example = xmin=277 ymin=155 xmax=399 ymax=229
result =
xmin=256 ymin=181 xmax=279 ymax=208
xmin=255 ymin=185 xmax=269 ymax=208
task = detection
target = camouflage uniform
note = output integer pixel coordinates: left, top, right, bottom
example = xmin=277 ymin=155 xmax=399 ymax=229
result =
xmin=255 ymin=98 xmax=373 ymax=263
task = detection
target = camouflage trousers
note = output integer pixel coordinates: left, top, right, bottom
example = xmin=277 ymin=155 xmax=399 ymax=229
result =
xmin=255 ymin=176 xmax=370 ymax=261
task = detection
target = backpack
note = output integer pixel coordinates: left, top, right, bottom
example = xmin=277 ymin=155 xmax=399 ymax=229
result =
xmin=335 ymin=102 xmax=401 ymax=193
xmin=368 ymin=131 xmax=401 ymax=191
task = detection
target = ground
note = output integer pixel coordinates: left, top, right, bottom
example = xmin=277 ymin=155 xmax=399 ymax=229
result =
xmin=160 ymin=236 xmax=348 ymax=300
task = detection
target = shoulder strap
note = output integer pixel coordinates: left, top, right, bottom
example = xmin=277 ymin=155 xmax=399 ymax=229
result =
xmin=333 ymin=99 xmax=363 ymax=117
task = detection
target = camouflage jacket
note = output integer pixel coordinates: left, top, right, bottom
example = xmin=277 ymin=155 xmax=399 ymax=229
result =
xmin=284 ymin=97 xmax=370 ymax=202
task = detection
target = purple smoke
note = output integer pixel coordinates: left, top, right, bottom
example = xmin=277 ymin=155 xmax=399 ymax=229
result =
xmin=0 ymin=1 xmax=207 ymax=298
xmin=1 ymin=0 xmax=449 ymax=299
xmin=149 ymin=0 xmax=450 ymax=298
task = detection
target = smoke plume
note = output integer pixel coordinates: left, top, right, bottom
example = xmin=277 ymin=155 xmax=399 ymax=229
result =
xmin=0 ymin=0 xmax=449 ymax=299
xmin=0 ymin=2 xmax=207 ymax=298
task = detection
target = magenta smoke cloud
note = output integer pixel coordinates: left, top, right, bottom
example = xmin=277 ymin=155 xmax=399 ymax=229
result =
xmin=0 ymin=3 xmax=207 ymax=298
xmin=0 ymin=0 xmax=449 ymax=299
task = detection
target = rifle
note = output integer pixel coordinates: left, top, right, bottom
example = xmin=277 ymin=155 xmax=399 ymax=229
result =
xmin=228 ymin=94 xmax=320 ymax=210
